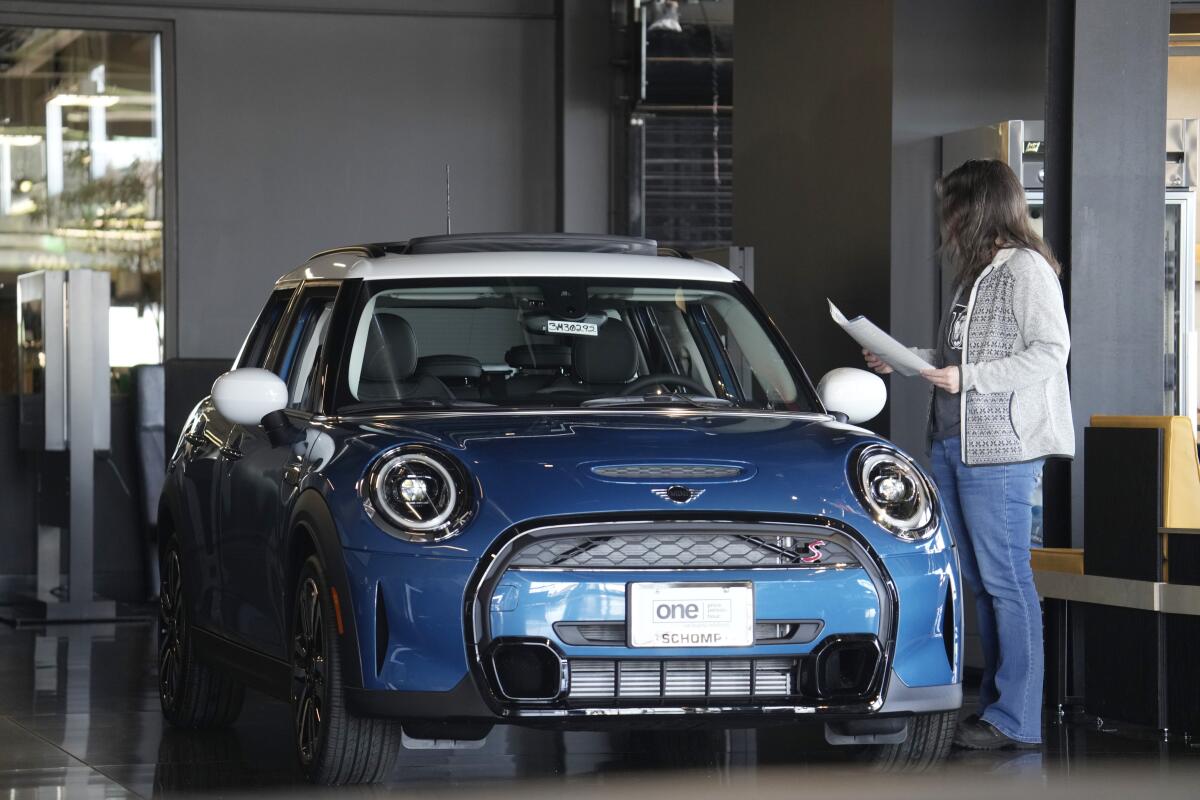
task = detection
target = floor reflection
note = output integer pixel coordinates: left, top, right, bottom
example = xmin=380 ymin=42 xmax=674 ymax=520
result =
xmin=0 ymin=619 xmax=1197 ymax=798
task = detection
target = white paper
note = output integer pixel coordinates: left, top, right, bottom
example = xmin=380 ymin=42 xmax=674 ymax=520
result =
xmin=827 ymin=299 xmax=933 ymax=377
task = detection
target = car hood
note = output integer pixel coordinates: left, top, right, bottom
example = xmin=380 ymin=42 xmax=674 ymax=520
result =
xmin=320 ymin=410 xmax=932 ymax=557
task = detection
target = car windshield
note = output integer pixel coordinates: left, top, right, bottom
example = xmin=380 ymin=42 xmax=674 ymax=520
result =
xmin=338 ymin=277 xmax=817 ymax=412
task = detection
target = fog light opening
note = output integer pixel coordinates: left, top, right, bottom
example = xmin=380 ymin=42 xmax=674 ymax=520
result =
xmin=810 ymin=638 xmax=881 ymax=700
xmin=491 ymin=641 xmax=564 ymax=701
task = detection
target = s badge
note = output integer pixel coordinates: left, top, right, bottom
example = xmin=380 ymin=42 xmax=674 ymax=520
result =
xmin=800 ymin=540 xmax=827 ymax=564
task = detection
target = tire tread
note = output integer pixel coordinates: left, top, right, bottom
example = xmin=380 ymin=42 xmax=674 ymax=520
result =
xmin=298 ymin=556 xmax=401 ymax=785
xmin=872 ymin=710 xmax=956 ymax=771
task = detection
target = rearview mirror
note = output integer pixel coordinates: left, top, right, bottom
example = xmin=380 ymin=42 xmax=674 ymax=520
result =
xmin=817 ymin=367 xmax=886 ymax=425
xmin=211 ymin=368 xmax=288 ymax=426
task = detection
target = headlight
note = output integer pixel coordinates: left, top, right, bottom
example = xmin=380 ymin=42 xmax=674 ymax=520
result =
xmin=851 ymin=445 xmax=936 ymax=540
xmin=365 ymin=447 xmax=474 ymax=542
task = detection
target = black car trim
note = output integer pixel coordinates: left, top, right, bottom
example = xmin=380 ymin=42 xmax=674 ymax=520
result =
xmin=462 ymin=513 xmax=900 ymax=719
xmin=289 ymin=489 xmax=367 ymax=690
xmin=192 ymin=626 xmax=292 ymax=701
xmin=344 ymin=674 xmax=495 ymax=720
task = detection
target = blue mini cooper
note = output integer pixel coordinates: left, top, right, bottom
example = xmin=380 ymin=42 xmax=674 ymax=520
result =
xmin=158 ymin=233 xmax=962 ymax=784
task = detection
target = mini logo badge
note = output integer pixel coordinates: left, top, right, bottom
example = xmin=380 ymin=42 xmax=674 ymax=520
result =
xmin=652 ymin=485 xmax=705 ymax=504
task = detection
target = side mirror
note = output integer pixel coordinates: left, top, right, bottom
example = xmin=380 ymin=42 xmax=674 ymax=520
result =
xmin=817 ymin=367 xmax=886 ymax=424
xmin=211 ymin=368 xmax=288 ymax=427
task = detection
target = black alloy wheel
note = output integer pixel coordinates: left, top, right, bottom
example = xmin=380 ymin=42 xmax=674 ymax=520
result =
xmin=292 ymin=574 xmax=328 ymax=767
xmin=289 ymin=555 xmax=402 ymax=784
xmin=158 ymin=548 xmax=184 ymax=711
xmin=157 ymin=538 xmax=244 ymax=728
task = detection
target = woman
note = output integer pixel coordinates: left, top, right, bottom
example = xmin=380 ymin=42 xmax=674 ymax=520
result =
xmin=865 ymin=158 xmax=1073 ymax=750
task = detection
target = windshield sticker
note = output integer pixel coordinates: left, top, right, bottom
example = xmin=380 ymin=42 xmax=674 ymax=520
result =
xmin=547 ymin=320 xmax=599 ymax=337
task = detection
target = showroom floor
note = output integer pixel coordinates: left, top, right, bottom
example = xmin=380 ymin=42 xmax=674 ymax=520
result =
xmin=0 ymin=621 xmax=1198 ymax=799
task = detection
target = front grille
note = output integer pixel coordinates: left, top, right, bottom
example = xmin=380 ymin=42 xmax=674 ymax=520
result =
xmin=509 ymin=533 xmax=860 ymax=570
xmin=568 ymin=658 xmax=796 ymax=700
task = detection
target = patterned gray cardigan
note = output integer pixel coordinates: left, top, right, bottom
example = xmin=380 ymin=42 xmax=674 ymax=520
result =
xmin=915 ymin=248 xmax=1074 ymax=466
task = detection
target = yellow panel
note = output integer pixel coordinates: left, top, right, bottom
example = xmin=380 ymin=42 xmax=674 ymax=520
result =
xmin=1090 ymin=415 xmax=1200 ymax=529
xmin=1031 ymin=547 xmax=1084 ymax=575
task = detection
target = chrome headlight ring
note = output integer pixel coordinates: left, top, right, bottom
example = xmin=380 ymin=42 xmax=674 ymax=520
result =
xmin=851 ymin=444 xmax=937 ymax=541
xmin=364 ymin=446 xmax=475 ymax=542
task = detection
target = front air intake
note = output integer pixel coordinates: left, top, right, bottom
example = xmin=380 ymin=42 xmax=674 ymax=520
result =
xmin=490 ymin=642 xmax=564 ymax=701
xmin=804 ymin=637 xmax=882 ymax=700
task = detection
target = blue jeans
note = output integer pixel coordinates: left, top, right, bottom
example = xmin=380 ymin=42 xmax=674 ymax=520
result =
xmin=930 ymin=436 xmax=1044 ymax=744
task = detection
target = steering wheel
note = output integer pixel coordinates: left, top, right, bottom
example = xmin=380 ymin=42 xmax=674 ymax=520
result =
xmin=619 ymin=373 xmax=712 ymax=396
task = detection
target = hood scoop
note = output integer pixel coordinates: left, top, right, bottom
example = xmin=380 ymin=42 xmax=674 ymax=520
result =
xmin=587 ymin=462 xmax=752 ymax=482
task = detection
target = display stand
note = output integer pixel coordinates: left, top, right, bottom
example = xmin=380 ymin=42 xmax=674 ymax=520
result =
xmin=2 ymin=271 xmax=133 ymax=626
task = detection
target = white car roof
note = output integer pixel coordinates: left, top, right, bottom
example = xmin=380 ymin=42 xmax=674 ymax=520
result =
xmin=277 ymin=250 xmax=739 ymax=286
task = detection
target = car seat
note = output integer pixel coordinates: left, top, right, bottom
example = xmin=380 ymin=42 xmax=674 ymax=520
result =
xmin=357 ymin=314 xmax=453 ymax=403
xmin=539 ymin=319 xmax=639 ymax=397
xmin=416 ymin=354 xmax=483 ymax=400
xmin=500 ymin=344 xmax=573 ymax=399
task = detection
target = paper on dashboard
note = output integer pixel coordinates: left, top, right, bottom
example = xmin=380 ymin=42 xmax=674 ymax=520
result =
xmin=827 ymin=299 xmax=933 ymax=377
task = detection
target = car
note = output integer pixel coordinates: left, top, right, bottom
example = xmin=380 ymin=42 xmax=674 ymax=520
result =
xmin=157 ymin=232 xmax=962 ymax=784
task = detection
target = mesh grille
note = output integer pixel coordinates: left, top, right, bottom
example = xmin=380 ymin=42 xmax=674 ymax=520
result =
xmin=567 ymin=658 xmax=795 ymax=700
xmin=510 ymin=534 xmax=859 ymax=570
xmin=554 ymin=621 xmax=809 ymax=645
xmin=590 ymin=464 xmax=743 ymax=479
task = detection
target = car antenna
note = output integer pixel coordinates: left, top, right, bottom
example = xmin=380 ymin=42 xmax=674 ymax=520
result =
xmin=445 ymin=163 xmax=452 ymax=235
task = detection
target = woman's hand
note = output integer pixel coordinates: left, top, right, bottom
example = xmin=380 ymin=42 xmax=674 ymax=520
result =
xmin=921 ymin=366 xmax=960 ymax=394
xmin=863 ymin=349 xmax=892 ymax=374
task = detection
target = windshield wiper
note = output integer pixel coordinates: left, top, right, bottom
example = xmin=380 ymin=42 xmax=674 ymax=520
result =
xmin=581 ymin=393 xmax=734 ymax=409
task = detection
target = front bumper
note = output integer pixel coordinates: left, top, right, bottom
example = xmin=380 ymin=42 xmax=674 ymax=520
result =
xmin=344 ymin=670 xmax=962 ymax=725
xmin=341 ymin=516 xmax=960 ymax=726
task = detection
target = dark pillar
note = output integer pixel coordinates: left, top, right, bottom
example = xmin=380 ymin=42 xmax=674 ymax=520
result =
xmin=1067 ymin=0 xmax=1170 ymax=544
xmin=558 ymin=0 xmax=613 ymax=234
xmin=734 ymin=0 xmax=893 ymax=418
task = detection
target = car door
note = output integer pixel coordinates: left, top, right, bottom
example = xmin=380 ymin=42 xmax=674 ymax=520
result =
xmin=181 ymin=287 xmax=294 ymax=631
xmin=216 ymin=282 xmax=340 ymax=657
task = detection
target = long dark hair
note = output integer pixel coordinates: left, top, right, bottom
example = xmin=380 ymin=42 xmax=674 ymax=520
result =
xmin=937 ymin=159 xmax=1060 ymax=288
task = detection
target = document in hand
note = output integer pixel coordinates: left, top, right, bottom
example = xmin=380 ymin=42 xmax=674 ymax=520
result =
xmin=827 ymin=299 xmax=933 ymax=377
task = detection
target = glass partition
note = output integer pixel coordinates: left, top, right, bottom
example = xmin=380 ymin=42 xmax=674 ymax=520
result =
xmin=0 ymin=26 xmax=164 ymax=392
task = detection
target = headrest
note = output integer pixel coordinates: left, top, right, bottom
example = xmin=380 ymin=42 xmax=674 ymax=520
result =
xmin=506 ymin=344 xmax=572 ymax=370
xmin=362 ymin=314 xmax=418 ymax=382
xmin=416 ymin=354 xmax=482 ymax=380
xmin=574 ymin=319 xmax=637 ymax=385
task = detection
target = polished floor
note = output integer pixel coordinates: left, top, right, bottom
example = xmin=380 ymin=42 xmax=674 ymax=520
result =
xmin=0 ymin=620 xmax=1198 ymax=799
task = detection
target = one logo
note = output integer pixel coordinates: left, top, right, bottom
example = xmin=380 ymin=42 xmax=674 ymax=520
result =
xmin=799 ymin=540 xmax=827 ymax=564
xmin=651 ymin=485 xmax=705 ymax=504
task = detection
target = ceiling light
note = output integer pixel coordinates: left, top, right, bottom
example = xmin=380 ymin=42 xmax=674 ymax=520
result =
xmin=647 ymin=0 xmax=683 ymax=33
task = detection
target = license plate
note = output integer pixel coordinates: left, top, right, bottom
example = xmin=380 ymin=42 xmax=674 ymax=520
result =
xmin=627 ymin=582 xmax=754 ymax=648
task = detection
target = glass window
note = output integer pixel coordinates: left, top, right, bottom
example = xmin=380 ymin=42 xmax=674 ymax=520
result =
xmin=0 ymin=27 xmax=164 ymax=392
xmin=235 ymin=288 xmax=294 ymax=370
xmin=277 ymin=287 xmax=337 ymax=410
xmin=340 ymin=278 xmax=816 ymax=412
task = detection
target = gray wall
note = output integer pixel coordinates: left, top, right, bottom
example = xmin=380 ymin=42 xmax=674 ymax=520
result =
xmin=1067 ymin=0 xmax=1170 ymax=542
xmin=889 ymin=0 xmax=1048 ymax=459
xmin=734 ymin=1 xmax=894 ymax=402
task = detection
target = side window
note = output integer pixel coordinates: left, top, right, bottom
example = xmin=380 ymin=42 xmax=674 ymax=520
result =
xmin=234 ymin=288 xmax=294 ymax=369
xmin=276 ymin=285 xmax=339 ymax=410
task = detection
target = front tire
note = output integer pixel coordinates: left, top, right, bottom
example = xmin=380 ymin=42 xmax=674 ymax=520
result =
xmin=291 ymin=555 xmax=401 ymax=785
xmin=158 ymin=539 xmax=244 ymax=728
xmin=870 ymin=710 xmax=956 ymax=771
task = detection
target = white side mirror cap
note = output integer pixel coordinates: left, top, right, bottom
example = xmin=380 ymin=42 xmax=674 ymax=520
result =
xmin=211 ymin=368 xmax=288 ymax=426
xmin=817 ymin=367 xmax=887 ymax=424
